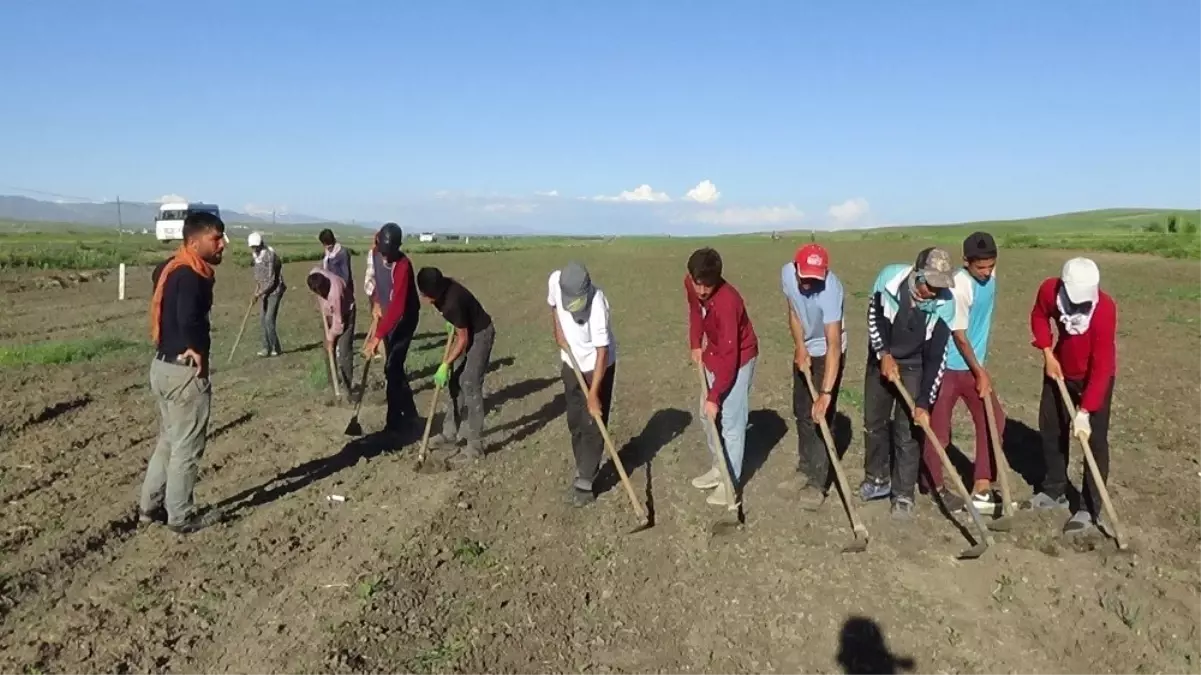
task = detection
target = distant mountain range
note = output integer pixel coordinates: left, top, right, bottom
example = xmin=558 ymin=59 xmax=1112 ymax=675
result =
xmin=0 ymin=195 xmax=340 ymax=228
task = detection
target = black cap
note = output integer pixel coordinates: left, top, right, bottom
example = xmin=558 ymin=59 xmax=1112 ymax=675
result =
xmin=377 ymin=222 xmax=404 ymax=261
xmin=963 ymin=231 xmax=997 ymax=260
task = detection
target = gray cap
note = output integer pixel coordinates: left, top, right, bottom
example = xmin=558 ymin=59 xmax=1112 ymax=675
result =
xmin=915 ymin=247 xmax=955 ymax=289
xmin=559 ymin=261 xmax=595 ymax=323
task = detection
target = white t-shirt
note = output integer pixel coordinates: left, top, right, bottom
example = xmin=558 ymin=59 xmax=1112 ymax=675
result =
xmin=547 ymin=270 xmax=617 ymax=372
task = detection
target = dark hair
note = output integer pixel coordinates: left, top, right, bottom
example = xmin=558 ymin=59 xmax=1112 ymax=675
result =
xmin=318 ymin=228 xmax=336 ymax=246
xmin=687 ymin=247 xmax=723 ymax=286
xmin=182 ymin=211 xmax=225 ymax=241
xmin=416 ymin=266 xmax=449 ymax=297
xmin=306 ymin=272 xmax=331 ymax=298
xmin=963 ymin=231 xmax=998 ymax=261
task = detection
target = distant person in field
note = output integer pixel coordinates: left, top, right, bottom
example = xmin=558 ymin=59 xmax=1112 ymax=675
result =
xmin=862 ymin=247 xmax=957 ymax=520
xmin=921 ymin=232 xmax=1005 ymax=515
xmin=1028 ymin=257 xmax=1117 ymax=537
xmin=306 ymin=266 xmax=355 ymax=396
xmin=780 ymin=243 xmax=847 ymax=511
xmin=417 ymin=266 xmax=495 ymax=467
xmin=140 ymin=211 xmax=226 ymax=534
xmin=248 ymin=231 xmax=286 ymax=356
xmin=547 ymin=261 xmax=618 ymax=507
xmin=686 ymin=247 xmax=759 ymax=508
xmin=362 ymin=222 xmax=421 ymax=435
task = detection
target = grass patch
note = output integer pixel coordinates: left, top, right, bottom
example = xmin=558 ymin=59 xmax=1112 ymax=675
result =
xmin=1161 ymin=286 xmax=1201 ymax=302
xmin=410 ymin=636 xmax=467 ymax=673
xmin=451 ymin=538 xmax=490 ymax=567
xmin=0 ymin=337 xmax=142 ymax=367
xmin=308 ymin=354 xmax=331 ymax=389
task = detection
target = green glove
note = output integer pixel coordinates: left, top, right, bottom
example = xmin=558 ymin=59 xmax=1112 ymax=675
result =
xmin=445 ymin=321 xmax=455 ymax=337
xmin=434 ymin=362 xmax=450 ymax=387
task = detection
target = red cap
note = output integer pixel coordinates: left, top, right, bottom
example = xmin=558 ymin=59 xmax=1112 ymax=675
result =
xmin=794 ymin=244 xmax=829 ymax=280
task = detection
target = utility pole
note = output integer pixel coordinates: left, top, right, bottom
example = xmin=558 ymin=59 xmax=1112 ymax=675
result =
xmin=272 ymin=209 xmax=276 ymax=228
xmin=116 ymin=195 xmax=123 ymax=238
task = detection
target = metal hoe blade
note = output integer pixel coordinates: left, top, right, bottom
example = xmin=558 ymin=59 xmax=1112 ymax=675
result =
xmin=957 ymin=541 xmax=989 ymax=560
xmin=841 ymin=525 xmax=870 ymax=553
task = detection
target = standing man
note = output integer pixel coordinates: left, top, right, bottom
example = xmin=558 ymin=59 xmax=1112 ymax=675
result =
xmin=362 ymin=223 xmax=421 ymax=435
xmin=140 ymin=211 xmax=226 ymax=534
xmin=780 ymin=243 xmax=847 ymax=511
xmin=862 ymin=247 xmax=957 ymax=520
xmin=318 ymin=228 xmax=356 ymax=392
xmin=686 ymin=247 xmax=759 ymax=508
xmin=547 ymin=261 xmax=618 ymax=507
xmin=249 ymin=232 xmax=285 ymax=356
xmin=363 ymin=227 xmax=388 ymax=326
xmin=306 ymin=266 xmax=355 ymax=394
xmin=1028 ymin=257 xmax=1117 ymax=536
xmin=417 ymin=267 xmax=496 ymax=467
xmin=921 ymin=232 xmax=1004 ymax=514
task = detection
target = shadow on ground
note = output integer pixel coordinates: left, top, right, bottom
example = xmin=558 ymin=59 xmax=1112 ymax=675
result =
xmin=595 ymin=408 xmax=692 ymax=497
xmin=740 ymin=409 xmax=789 ymax=486
xmin=837 ymin=616 xmax=915 ymax=674
xmin=484 ymin=393 xmax=566 ymax=455
xmin=211 ymin=430 xmax=416 ymax=518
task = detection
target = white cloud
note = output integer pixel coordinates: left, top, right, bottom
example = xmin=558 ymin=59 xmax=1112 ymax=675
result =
xmin=594 ymin=184 xmax=672 ymax=202
xmin=685 ymin=204 xmax=805 ymax=228
xmin=535 ymin=190 xmax=560 ymax=197
xmin=157 ymin=194 xmax=187 ymax=204
xmin=684 ymin=180 xmax=721 ymax=204
xmin=827 ymin=197 xmax=870 ymax=224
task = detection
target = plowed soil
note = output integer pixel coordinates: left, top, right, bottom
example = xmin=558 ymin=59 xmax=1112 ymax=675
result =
xmin=2 ymin=240 xmax=1198 ymax=674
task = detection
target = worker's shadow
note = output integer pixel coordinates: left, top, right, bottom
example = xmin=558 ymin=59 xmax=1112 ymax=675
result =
xmin=483 ymin=393 xmax=566 ymax=456
xmin=211 ymin=431 xmax=411 ymax=518
xmin=836 ymin=616 xmax=915 ymax=674
xmin=739 ymin=409 xmax=789 ymax=487
xmin=594 ymin=408 xmax=692 ymax=501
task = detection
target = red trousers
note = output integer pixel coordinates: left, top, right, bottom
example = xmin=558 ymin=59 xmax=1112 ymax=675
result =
xmin=922 ymin=370 xmax=1006 ymax=488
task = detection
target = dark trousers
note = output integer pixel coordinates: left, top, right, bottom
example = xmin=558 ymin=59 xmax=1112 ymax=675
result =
xmin=333 ymin=306 xmax=357 ymax=392
xmin=863 ymin=357 xmax=923 ymax=500
xmin=260 ymin=290 xmax=284 ymax=353
xmin=560 ymin=361 xmax=616 ymax=492
xmin=384 ymin=325 xmax=419 ymax=431
xmin=792 ymin=353 xmax=846 ymax=488
xmin=1039 ymin=375 xmax=1114 ymax=516
xmin=441 ymin=324 xmax=495 ymax=445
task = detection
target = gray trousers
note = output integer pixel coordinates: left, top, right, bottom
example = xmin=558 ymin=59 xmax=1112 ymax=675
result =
xmin=260 ymin=289 xmax=284 ymax=353
xmin=140 ymin=358 xmax=212 ymax=526
xmin=333 ymin=306 xmax=357 ymax=391
xmin=862 ymin=358 xmax=923 ymax=500
xmin=440 ymin=324 xmax=495 ymax=446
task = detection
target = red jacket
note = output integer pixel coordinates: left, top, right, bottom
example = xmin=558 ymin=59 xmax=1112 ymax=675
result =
xmin=686 ymin=275 xmax=759 ymax=404
xmin=375 ymin=254 xmax=415 ymax=340
xmin=1029 ymin=276 xmax=1117 ymax=412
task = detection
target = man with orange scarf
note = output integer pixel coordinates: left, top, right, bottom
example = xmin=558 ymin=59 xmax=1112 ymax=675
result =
xmin=140 ymin=211 xmax=226 ymax=534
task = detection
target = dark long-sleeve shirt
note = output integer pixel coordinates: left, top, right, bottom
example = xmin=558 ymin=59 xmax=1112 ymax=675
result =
xmin=152 ymin=264 xmax=214 ymax=365
xmin=375 ymin=253 xmax=419 ymax=339
xmin=685 ymin=275 xmax=759 ymax=404
xmin=1029 ymin=276 xmax=1117 ymax=412
xmin=865 ymin=264 xmax=955 ymax=410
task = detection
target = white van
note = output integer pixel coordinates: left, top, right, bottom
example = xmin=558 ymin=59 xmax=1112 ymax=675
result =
xmin=155 ymin=202 xmax=221 ymax=241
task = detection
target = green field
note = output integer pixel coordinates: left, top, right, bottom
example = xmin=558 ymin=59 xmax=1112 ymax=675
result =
xmin=0 ymin=207 xmax=1197 ymax=270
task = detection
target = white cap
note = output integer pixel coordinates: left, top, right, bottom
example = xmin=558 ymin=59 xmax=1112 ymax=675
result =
xmin=247 ymin=232 xmax=263 ymax=247
xmin=1061 ymin=257 xmax=1100 ymax=304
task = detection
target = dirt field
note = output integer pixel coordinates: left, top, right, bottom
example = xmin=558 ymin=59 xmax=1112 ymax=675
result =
xmin=1 ymin=238 xmax=1198 ymax=674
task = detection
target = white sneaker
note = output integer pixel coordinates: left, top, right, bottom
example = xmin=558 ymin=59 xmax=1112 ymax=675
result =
xmin=706 ymin=481 xmax=736 ymax=507
xmin=691 ymin=466 xmax=721 ymax=490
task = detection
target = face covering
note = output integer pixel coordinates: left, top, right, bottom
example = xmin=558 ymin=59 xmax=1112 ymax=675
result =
xmin=1056 ymin=285 xmax=1096 ymax=335
xmin=908 ymin=270 xmax=938 ymax=313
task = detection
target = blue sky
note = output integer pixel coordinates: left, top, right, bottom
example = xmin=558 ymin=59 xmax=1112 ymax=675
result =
xmin=2 ymin=0 xmax=1198 ymax=234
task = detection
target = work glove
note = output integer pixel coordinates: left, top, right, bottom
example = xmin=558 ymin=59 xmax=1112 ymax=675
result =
xmin=433 ymin=362 xmax=450 ymax=388
xmin=1072 ymin=410 xmax=1091 ymax=439
xmin=445 ymin=321 xmax=455 ymax=337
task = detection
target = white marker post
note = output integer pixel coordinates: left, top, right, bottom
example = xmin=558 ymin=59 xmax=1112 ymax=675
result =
xmin=118 ymin=263 xmax=126 ymax=301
